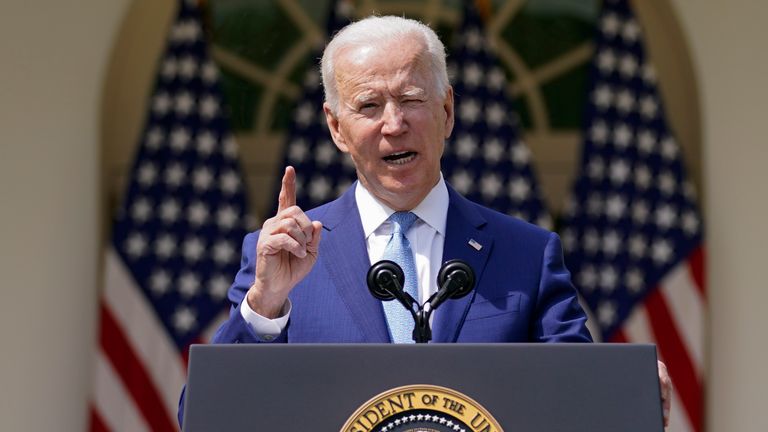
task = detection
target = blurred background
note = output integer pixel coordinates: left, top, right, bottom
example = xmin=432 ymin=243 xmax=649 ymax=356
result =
xmin=1 ymin=0 xmax=766 ymax=430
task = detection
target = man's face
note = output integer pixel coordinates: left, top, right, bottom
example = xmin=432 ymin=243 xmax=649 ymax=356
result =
xmin=324 ymin=36 xmax=454 ymax=211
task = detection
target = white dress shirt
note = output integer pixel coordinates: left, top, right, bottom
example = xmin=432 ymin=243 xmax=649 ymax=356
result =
xmin=240 ymin=177 xmax=449 ymax=340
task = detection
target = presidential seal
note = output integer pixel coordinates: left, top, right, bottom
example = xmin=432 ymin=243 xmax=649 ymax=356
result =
xmin=341 ymin=384 xmax=503 ymax=432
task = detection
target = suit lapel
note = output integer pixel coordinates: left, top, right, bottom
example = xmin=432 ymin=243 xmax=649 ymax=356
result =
xmin=318 ymin=186 xmax=390 ymax=342
xmin=432 ymin=187 xmax=493 ymax=343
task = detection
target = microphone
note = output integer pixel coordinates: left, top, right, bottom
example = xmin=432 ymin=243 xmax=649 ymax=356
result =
xmin=426 ymin=259 xmax=475 ymax=311
xmin=366 ymin=260 xmax=417 ymax=313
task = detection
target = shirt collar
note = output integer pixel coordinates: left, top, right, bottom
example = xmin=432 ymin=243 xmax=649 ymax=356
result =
xmin=355 ymin=174 xmax=449 ymax=238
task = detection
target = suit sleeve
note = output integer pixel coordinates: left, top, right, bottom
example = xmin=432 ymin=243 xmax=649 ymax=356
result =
xmin=531 ymin=232 xmax=593 ymax=342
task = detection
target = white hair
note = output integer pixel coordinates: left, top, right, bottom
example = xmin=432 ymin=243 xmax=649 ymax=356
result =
xmin=320 ymin=15 xmax=450 ymax=114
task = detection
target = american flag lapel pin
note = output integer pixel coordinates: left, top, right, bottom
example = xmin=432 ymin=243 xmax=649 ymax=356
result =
xmin=468 ymin=238 xmax=482 ymax=251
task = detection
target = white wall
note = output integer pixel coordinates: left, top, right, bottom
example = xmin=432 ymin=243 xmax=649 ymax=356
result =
xmin=670 ymin=0 xmax=768 ymax=430
xmin=0 ymin=1 xmax=129 ymax=430
xmin=0 ymin=1 xmax=766 ymax=431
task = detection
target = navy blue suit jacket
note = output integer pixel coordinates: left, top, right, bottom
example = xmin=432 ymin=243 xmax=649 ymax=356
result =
xmin=211 ymin=184 xmax=591 ymax=344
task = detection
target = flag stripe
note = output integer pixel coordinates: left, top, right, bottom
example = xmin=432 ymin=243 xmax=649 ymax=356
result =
xmin=100 ymin=304 xmax=177 ymax=431
xmin=645 ymin=289 xmax=703 ymax=431
xmin=660 ymin=257 xmax=706 ymax=374
xmin=688 ymin=246 xmax=706 ymax=297
xmin=103 ymin=249 xmax=186 ymax=418
xmin=623 ymin=304 xmax=654 ymax=343
xmin=668 ymin=385 xmax=695 ymax=432
xmin=88 ymin=407 xmax=109 ymax=432
xmin=92 ymin=350 xmax=151 ymax=432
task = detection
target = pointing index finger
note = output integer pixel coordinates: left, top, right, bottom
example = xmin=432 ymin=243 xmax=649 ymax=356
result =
xmin=278 ymin=166 xmax=297 ymax=213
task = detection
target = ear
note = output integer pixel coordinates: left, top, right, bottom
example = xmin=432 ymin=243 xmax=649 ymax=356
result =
xmin=442 ymin=86 xmax=455 ymax=139
xmin=323 ymin=102 xmax=349 ymax=152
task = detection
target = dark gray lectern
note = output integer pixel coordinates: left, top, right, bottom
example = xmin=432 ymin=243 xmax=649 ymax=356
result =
xmin=182 ymin=344 xmax=663 ymax=431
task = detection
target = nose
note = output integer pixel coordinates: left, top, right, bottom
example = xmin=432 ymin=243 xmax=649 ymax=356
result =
xmin=380 ymin=102 xmax=406 ymax=136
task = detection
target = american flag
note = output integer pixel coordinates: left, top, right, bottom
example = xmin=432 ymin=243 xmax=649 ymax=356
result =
xmin=90 ymin=0 xmax=248 ymax=430
xmin=560 ymin=1 xmax=705 ymax=431
xmin=280 ymin=0 xmax=354 ymax=210
xmin=444 ymin=0 xmax=550 ymax=227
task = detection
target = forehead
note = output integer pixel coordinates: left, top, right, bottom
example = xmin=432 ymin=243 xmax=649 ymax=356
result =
xmin=334 ymin=37 xmax=431 ymax=97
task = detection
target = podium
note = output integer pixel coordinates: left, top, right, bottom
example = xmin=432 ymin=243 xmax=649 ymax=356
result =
xmin=182 ymin=343 xmax=663 ymax=431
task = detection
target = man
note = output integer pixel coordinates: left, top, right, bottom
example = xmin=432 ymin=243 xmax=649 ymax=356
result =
xmin=180 ymin=15 xmax=671 ymax=425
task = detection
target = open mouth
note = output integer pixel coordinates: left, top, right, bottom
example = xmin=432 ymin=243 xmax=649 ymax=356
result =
xmin=382 ymin=151 xmax=417 ymax=165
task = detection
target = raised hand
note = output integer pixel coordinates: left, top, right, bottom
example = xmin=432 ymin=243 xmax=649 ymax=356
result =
xmin=246 ymin=166 xmax=323 ymax=318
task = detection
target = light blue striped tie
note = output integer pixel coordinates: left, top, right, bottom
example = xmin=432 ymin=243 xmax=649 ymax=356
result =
xmin=381 ymin=211 xmax=419 ymax=343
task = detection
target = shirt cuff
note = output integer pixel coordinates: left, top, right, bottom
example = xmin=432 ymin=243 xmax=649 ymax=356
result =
xmin=239 ymin=298 xmax=291 ymax=341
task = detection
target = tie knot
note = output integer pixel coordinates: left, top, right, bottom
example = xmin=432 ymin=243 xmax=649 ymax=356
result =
xmin=388 ymin=211 xmax=418 ymax=234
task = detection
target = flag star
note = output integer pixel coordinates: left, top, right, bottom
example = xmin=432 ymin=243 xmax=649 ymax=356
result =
xmin=149 ymin=269 xmax=171 ymax=296
xmin=632 ymin=200 xmax=650 ymax=225
xmin=222 ymin=136 xmax=238 ymax=159
xmin=288 ymin=138 xmax=308 ymax=163
xmin=309 ymin=175 xmax=332 ymax=201
xmin=622 ymin=18 xmax=641 ymax=42
xmin=635 ymin=165 xmax=652 ymax=190
xmin=220 ymin=170 xmax=241 ymax=194
xmin=590 ymin=121 xmax=609 ymax=145
xmin=160 ymin=199 xmax=181 ymax=223
xmin=597 ymin=48 xmax=616 ymax=74
xmin=510 ymin=144 xmax=530 ymax=166
xmin=455 ymin=133 xmax=478 ymax=160
xmin=640 ymin=95 xmax=659 ymax=119
xmin=616 ymin=88 xmax=636 ymax=113
xmin=170 ymin=127 xmax=191 ymax=152
xmin=172 ymin=307 xmax=197 ymax=333
xmin=459 ymin=98 xmax=481 ymax=124
xmin=661 ymin=136 xmax=679 ymax=160
xmin=154 ymin=233 xmax=176 ymax=260
xmin=450 ymin=169 xmax=474 ymax=195
xmin=619 ymin=54 xmax=639 ymax=78
xmin=125 ymin=233 xmax=148 ymax=259
xmin=578 ymin=265 xmax=598 ymax=291
xmin=192 ymin=166 xmax=214 ymax=191
xmin=165 ymin=163 xmax=186 ymax=188
xmin=487 ymin=67 xmax=506 ymax=90
xmin=178 ymin=271 xmax=201 ymax=298
xmin=601 ymin=13 xmax=621 ymax=37
xmin=187 ymin=201 xmax=209 ymax=226
xmin=483 ymin=138 xmax=504 ymax=164
xmin=152 ymin=92 xmax=172 ymax=115
xmin=605 ymin=194 xmax=626 ymax=220
xmin=137 ymin=163 xmax=158 ymax=187
xmin=463 ymin=62 xmax=484 ymax=87
xmin=592 ymin=84 xmax=614 ymax=110
xmin=464 ymin=28 xmax=483 ymax=51
xmin=480 ymin=173 xmax=503 ymax=199
xmin=609 ymin=159 xmax=631 ymax=184
xmin=213 ymin=240 xmax=236 ymax=265
xmin=587 ymin=156 xmax=605 ymax=181
xmin=196 ymin=131 xmax=216 ymax=156
xmin=201 ymin=60 xmax=219 ymax=84
xmin=199 ymin=94 xmax=219 ymax=119
xmin=641 ymin=63 xmax=657 ymax=85
xmin=335 ymin=179 xmax=353 ymax=197
xmin=485 ymin=103 xmax=506 ymax=129
xmin=626 ymin=268 xmax=645 ymax=294
xmin=683 ymin=181 xmax=697 ymax=201
xmin=508 ymin=177 xmax=530 ymax=202
xmin=315 ymin=140 xmax=337 ymax=166
xmin=208 ymin=274 xmax=230 ymax=300
xmin=160 ymin=56 xmax=177 ymax=80
xmin=655 ymin=204 xmax=677 ymax=230
xmin=584 ymin=228 xmax=600 ymax=254
xmin=131 ymin=197 xmax=153 ymax=223
xmin=600 ymin=265 xmax=618 ymax=292
xmin=587 ymin=195 xmax=604 ymax=217
xmin=651 ymin=238 xmax=674 ymax=264
xmin=637 ymin=129 xmax=657 ymax=154
xmin=658 ymin=171 xmax=677 ymax=196
xmin=303 ymin=69 xmax=320 ymax=87
xmin=146 ymin=127 xmax=165 ymax=150
xmin=629 ymin=234 xmax=648 ymax=258
xmin=217 ymin=205 xmax=239 ymax=230
xmin=295 ymin=102 xmax=314 ymax=127
xmin=175 ymin=91 xmax=195 ymax=116
xmin=178 ymin=55 xmax=198 ymax=80
xmin=682 ymin=211 xmax=700 ymax=235
xmin=613 ymin=123 xmax=633 ymax=148
xmin=183 ymin=236 xmax=205 ymax=262
xmin=597 ymin=301 xmax=617 ymax=327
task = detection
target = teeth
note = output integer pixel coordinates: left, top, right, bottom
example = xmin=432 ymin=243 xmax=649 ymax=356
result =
xmin=384 ymin=152 xmax=416 ymax=165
